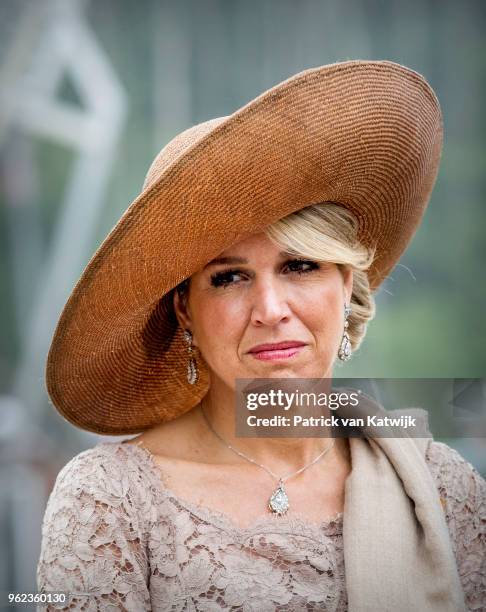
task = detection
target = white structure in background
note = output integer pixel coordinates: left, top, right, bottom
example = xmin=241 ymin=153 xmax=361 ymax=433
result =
xmin=0 ymin=0 xmax=127 ymax=598
xmin=1 ymin=0 xmax=127 ymax=419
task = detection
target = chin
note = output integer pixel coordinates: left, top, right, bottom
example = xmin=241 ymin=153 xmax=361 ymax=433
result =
xmin=256 ymin=364 xmax=322 ymax=379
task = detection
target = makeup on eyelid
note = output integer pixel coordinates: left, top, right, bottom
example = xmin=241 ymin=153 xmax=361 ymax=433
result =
xmin=209 ymin=259 xmax=322 ymax=288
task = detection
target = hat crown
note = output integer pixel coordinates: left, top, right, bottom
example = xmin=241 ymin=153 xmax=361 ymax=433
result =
xmin=143 ymin=117 xmax=228 ymax=191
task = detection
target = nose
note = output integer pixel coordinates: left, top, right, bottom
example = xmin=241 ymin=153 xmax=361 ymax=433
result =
xmin=250 ymin=278 xmax=292 ymax=326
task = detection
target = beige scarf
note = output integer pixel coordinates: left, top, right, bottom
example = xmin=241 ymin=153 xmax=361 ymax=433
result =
xmin=339 ymin=393 xmax=466 ymax=611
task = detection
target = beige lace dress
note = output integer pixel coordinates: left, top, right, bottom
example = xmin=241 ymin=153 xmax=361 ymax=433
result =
xmin=37 ymin=439 xmax=485 ymax=611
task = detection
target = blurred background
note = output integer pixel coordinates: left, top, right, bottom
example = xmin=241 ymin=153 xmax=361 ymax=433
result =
xmin=0 ymin=0 xmax=485 ymax=605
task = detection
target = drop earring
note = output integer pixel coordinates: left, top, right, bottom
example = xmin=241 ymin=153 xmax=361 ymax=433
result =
xmin=183 ymin=329 xmax=199 ymax=384
xmin=338 ymin=304 xmax=352 ymax=361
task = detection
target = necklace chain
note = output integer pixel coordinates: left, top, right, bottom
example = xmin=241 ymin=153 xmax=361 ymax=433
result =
xmin=200 ymin=399 xmax=335 ymax=485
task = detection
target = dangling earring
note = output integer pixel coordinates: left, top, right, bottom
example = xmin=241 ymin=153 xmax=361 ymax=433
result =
xmin=183 ymin=329 xmax=199 ymax=384
xmin=338 ymin=304 xmax=352 ymax=361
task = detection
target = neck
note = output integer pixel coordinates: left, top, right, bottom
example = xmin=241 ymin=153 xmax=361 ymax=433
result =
xmin=198 ymin=375 xmax=346 ymax=474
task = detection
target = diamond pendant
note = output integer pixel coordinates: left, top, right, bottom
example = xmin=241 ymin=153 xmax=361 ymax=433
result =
xmin=338 ymin=331 xmax=352 ymax=361
xmin=187 ymin=357 xmax=198 ymax=385
xmin=268 ymin=480 xmax=289 ymax=515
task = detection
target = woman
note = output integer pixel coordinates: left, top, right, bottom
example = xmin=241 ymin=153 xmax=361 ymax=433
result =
xmin=37 ymin=61 xmax=485 ymax=611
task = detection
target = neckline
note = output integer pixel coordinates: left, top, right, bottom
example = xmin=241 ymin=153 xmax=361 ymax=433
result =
xmin=103 ymin=440 xmax=343 ymax=537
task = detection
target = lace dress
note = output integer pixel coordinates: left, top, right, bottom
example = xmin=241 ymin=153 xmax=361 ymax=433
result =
xmin=36 ymin=439 xmax=486 ymax=611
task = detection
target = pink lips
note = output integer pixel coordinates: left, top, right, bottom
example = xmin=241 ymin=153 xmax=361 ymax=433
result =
xmin=247 ymin=341 xmax=307 ymax=361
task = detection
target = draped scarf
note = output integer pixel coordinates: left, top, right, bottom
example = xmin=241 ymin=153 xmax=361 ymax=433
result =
xmin=339 ymin=393 xmax=466 ymax=611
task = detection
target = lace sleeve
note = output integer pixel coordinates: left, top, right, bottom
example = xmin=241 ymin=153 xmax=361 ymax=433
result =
xmin=426 ymin=440 xmax=486 ymax=611
xmin=36 ymin=447 xmax=151 ymax=611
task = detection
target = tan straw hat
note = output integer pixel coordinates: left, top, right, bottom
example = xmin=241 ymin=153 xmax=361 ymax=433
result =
xmin=46 ymin=60 xmax=443 ymax=435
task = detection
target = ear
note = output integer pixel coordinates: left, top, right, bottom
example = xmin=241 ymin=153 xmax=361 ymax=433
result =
xmin=340 ymin=265 xmax=354 ymax=304
xmin=173 ymin=289 xmax=193 ymax=331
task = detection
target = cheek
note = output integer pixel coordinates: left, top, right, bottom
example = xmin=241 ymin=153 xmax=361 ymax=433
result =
xmin=298 ymin=290 xmax=344 ymax=360
xmin=192 ymin=297 xmax=245 ymax=359
xmin=299 ymin=281 xmax=343 ymax=327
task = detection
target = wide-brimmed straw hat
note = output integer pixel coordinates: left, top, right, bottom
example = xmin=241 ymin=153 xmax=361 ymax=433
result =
xmin=46 ymin=60 xmax=443 ymax=435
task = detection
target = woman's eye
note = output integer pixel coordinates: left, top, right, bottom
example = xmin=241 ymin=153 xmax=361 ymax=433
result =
xmin=210 ymin=260 xmax=319 ymax=287
xmin=285 ymin=259 xmax=320 ymax=274
xmin=210 ymin=270 xmax=244 ymax=288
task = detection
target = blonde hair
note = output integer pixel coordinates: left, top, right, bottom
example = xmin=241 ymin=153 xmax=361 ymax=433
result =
xmin=264 ymin=202 xmax=376 ymax=352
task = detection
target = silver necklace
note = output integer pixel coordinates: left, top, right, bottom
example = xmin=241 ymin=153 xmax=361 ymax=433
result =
xmin=200 ymin=401 xmax=336 ymax=515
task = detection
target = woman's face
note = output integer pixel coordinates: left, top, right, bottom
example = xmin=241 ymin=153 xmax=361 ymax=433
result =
xmin=173 ymin=232 xmax=353 ymax=387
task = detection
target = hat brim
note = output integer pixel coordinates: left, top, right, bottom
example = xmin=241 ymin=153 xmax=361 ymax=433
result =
xmin=46 ymin=60 xmax=443 ymax=435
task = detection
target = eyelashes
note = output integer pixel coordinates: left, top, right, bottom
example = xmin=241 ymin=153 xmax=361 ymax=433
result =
xmin=210 ymin=259 xmax=321 ymax=288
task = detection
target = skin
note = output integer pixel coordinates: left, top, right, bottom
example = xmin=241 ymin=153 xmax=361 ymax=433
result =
xmin=127 ymin=231 xmax=354 ymax=526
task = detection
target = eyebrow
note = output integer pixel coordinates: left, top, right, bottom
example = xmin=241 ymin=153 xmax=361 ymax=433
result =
xmin=203 ymin=252 xmax=295 ymax=270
